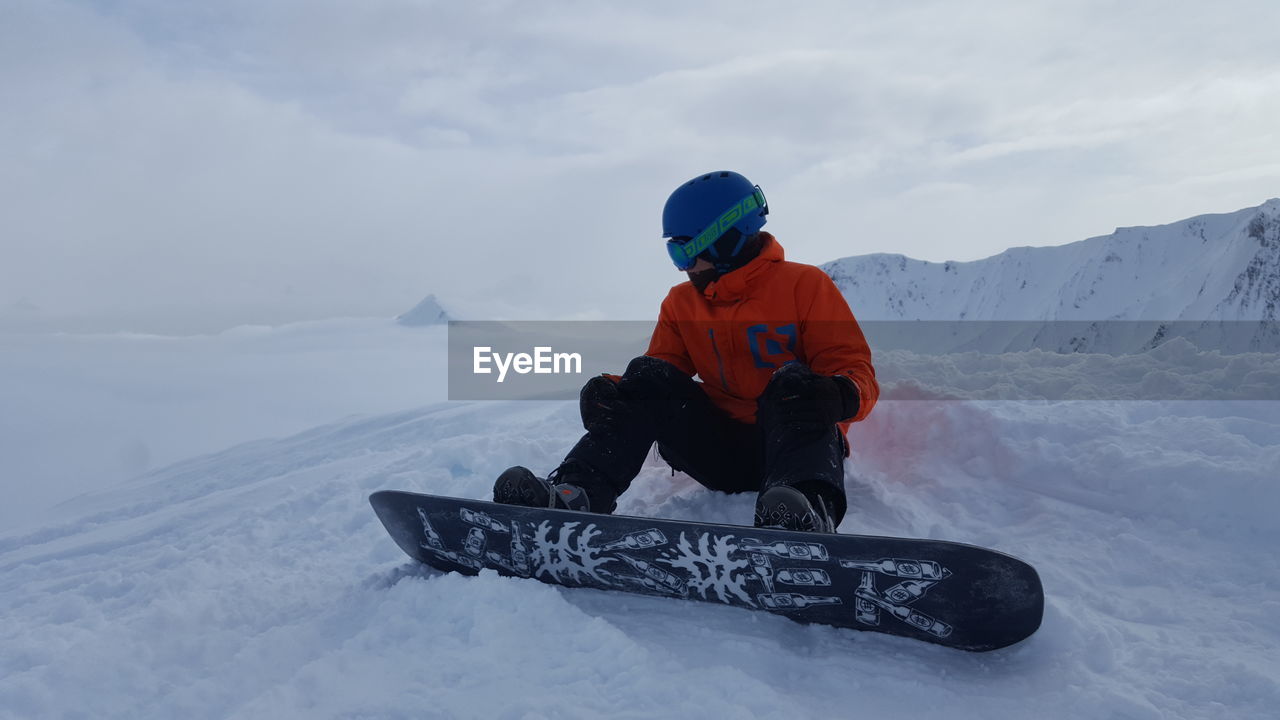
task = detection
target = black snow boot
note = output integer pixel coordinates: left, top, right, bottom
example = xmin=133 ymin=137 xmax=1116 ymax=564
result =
xmin=753 ymin=484 xmax=837 ymax=533
xmin=493 ymin=466 xmax=592 ymax=512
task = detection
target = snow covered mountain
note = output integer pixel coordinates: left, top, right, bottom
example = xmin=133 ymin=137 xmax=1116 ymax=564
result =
xmin=826 ymin=199 xmax=1280 ymax=353
xmin=396 ymin=293 xmax=452 ymax=326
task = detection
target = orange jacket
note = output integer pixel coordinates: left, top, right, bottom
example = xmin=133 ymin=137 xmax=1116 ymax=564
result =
xmin=646 ymin=233 xmax=878 ymax=430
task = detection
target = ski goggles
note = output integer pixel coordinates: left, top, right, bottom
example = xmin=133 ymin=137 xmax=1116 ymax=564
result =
xmin=665 ymin=187 xmax=768 ymax=270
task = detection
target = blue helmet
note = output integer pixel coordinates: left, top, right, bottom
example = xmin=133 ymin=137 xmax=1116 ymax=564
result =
xmin=662 ymin=171 xmax=768 ymax=270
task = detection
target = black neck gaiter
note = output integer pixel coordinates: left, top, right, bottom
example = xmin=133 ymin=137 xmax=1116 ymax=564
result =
xmin=686 ymin=231 xmax=766 ymax=292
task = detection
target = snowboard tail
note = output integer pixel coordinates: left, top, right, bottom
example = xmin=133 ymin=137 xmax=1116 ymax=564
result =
xmin=370 ymin=490 xmax=1043 ymax=652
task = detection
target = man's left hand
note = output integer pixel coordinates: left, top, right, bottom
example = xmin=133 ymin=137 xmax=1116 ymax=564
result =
xmin=762 ymin=362 xmax=860 ymax=426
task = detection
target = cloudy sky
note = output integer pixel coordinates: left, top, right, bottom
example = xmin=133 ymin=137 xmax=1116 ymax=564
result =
xmin=3 ymin=0 xmax=1279 ymax=331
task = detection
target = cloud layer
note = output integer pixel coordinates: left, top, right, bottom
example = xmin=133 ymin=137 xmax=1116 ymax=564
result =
xmin=3 ymin=0 xmax=1279 ymax=330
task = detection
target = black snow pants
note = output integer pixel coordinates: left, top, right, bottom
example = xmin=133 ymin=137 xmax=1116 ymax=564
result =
xmin=560 ymin=355 xmax=848 ymax=524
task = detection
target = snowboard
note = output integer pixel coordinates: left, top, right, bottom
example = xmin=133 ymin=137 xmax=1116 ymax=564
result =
xmin=369 ymin=490 xmax=1043 ymax=652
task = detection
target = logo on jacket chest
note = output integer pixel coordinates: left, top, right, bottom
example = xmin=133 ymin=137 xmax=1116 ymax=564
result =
xmin=747 ymin=323 xmax=797 ymax=368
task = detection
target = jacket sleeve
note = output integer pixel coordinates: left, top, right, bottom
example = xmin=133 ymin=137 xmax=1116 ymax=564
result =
xmin=798 ymin=269 xmax=879 ymax=422
xmin=645 ymin=290 xmax=696 ymax=376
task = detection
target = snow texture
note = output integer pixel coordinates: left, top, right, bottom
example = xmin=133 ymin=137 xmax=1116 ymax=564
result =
xmin=2 ymin=379 xmax=1277 ymax=718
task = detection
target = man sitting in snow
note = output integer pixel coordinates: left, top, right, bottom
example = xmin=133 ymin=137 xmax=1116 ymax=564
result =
xmin=494 ymin=171 xmax=878 ymax=533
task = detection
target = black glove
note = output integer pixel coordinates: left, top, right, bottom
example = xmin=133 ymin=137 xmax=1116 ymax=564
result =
xmin=760 ymin=362 xmax=860 ymax=426
xmin=580 ymin=374 xmax=628 ymax=433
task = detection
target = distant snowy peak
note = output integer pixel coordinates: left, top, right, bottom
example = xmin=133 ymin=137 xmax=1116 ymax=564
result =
xmin=825 ymin=198 xmax=1280 ymax=323
xmin=397 ymin=294 xmax=452 ymax=326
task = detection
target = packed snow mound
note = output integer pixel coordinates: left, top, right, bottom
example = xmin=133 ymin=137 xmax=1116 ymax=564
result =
xmin=2 ymin=394 xmax=1278 ymax=719
xmin=825 ymin=199 xmax=1280 ymax=329
xmin=396 ymin=293 xmax=451 ymax=326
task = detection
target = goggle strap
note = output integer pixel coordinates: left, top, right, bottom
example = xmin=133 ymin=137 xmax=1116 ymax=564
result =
xmin=671 ymin=188 xmax=765 ymax=266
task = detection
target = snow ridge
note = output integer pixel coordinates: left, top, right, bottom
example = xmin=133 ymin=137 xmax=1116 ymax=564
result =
xmin=825 ymin=199 xmax=1280 ymax=325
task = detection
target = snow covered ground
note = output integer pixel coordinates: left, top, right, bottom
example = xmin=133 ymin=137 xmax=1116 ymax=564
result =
xmin=2 ymin=324 xmax=1278 ymax=718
